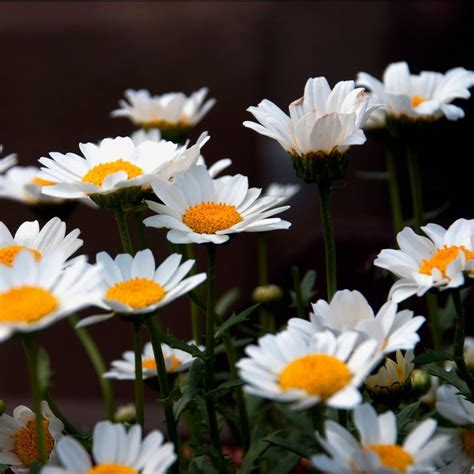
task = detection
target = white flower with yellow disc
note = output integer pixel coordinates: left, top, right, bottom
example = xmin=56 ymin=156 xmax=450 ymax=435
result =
xmin=374 ymin=219 xmax=474 ymax=302
xmin=0 ymin=401 xmax=63 ymax=473
xmin=236 ymin=329 xmax=380 ymax=410
xmin=41 ymin=421 xmax=176 ymax=474
xmin=144 ymin=165 xmax=291 ymax=245
xmin=0 ymin=145 xmax=17 ymax=173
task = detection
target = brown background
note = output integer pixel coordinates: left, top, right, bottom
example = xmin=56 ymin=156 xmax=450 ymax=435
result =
xmin=0 ymin=1 xmax=473 ymax=428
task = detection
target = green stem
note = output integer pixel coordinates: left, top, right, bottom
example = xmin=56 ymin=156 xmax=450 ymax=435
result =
xmin=23 ymin=334 xmax=47 ymax=465
xmin=133 ymin=210 xmax=147 ymax=250
xmin=145 ymin=317 xmax=180 ymax=474
xmin=385 ymin=146 xmax=404 ymax=234
xmin=291 ymin=266 xmax=305 ymax=317
xmin=68 ymin=316 xmax=115 ymax=420
xmin=426 ymin=293 xmax=442 ymax=351
xmin=186 ymin=244 xmax=202 ymax=345
xmin=45 ymin=393 xmax=84 ymax=437
xmin=318 ymin=184 xmax=337 ymax=301
xmin=311 ymin=404 xmax=325 ymax=437
xmin=113 ymin=204 xmax=134 ymax=255
xmin=133 ymin=321 xmax=145 ymax=428
xmin=406 ymin=145 xmax=423 ymax=233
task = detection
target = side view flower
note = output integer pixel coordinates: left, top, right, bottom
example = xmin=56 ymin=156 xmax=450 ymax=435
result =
xmin=0 ymin=145 xmax=17 ymax=173
xmin=366 ymin=349 xmax=414 ymax=390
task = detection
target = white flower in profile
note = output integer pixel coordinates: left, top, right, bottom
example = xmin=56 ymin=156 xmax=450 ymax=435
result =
xmin=263 ymin=183 xmax=301 ymax=205
xmin=0 ymin=145 xmax=17 ymax=173
xmin=357 ymin=61 xmax=474 ymax=121
xmin=374 ymin=219 xmax=474 ymax=302
xmin=129 ymin=128 xmax=162 ymax=145
xmin=0 ymin=401 xmax=63 ymax=473
xmin=287 ymin=290 xmax=425 ymax=355
xmin=366 ymin=350 xmax=414 ymax=390
xmin=0 ymin=218 xmax=82 ymax=268
xmin=436 ymin=384 xmax=474 ymax=473
xmin=144 ymin=165 xmax=291 ymax=245
xmin=0 ymin=250 xmax=101 ymax=342
xmin=41 ymin=421 xmax=176 ymax=474
xmin=244 ymin=77 xmax=378 ymax=157
xmin=104 ymin=341 xmax=204 ymax=380
xmin=237 ymin=329 xmax=380 ymax=410
xmin=38 ymin=134 xmax=208 ymax=199
xmin=312 ymin=403 xmax=450 ymax=473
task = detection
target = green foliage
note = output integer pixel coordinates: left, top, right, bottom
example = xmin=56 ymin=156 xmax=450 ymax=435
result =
xmin=159 ymin=332 xmax=204 ymax=358
xmin=290 ymin=269 xmax=317 ymax=311
xmin=37 ymin=347 xmax=52 ymax=394
xmin=215 ymin=305 xmax=259 ymax=340
xmin=426 ymin=364 xmax=472 ymax=401
xmin=413 ymin=350 xmax=453 ymax=365
xmin=216 ymin=287 xmax=241 ymax=317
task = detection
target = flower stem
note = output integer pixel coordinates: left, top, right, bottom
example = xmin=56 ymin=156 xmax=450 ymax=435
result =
xmin=22 ymin=334 xmax=47 ymax=465
xmin=406 ymin=145 xmax=423 ymax=233
xmin=133 ymin=321 xmax=145 ymax=428
xmin=44 ymin=393 xmax=84 ymax=437
xmin=186 ymin=243 xmax=202 ymax=345
xmin=291 ymin=266 xmax=305 ymax=317
xmin=385 ymin=146 xmax=403 ymax=234
xmin=113 ymin=204 xmax=134 ymax=255
xmin=311 ymin=404 xmax=325 ymax=437
xmin=68 ymin=316 xmax=115 ymax=420
xmin=318 ymin=183 xmax=337 ymax=301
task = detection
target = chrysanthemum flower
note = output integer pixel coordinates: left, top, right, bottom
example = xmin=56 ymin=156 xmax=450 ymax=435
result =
xmin=374 ymin=219 xmax=474 ymax=302
xmin=366 ymin=350 xmax=414 ymax=390
xmin=104 ymin=341 xmax=204 ymax=380
xmin=0 ymin=145 xmax=17 ymax=173
xmin=288 ymin=290 xmax=424 ymax=355
xmin=0 ymin=218 xmax=82 ymax=268
xmin=0 ymin=250 xmax=101 ymax=342
xmin=236 ymin=329 xmax=380 ymax=410
xmin=436 ymin=384 xmax=474 ymax=473
xmin=77 ymin=249 xmax=206 ymax=327
xmin=41 ymin=421 xmax=176 ymax=474
xmin=144 ymin=165 xmax=291 ymax=244
xmin=0 ymin=401 xmax=63 ymax=473
xmin=312 ymin=403 xmax=450 ymax=473
xmin=357 ymin=61 xmax=474 ymax=122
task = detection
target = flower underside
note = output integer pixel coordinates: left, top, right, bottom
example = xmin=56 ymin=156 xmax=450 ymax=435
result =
xmin=106 ymin=278 xmax=165 ymax=309
xmin=365 ymin=444 xmax=413 ymax=472
xmin=411 ymin=95 xmax=427 ymax=108
xmin=419 ymin=245 xmax=474 ymax=279
xmin=182 ymin=202 xmax=243 ymax=234
xmin=14 ymin=419 xmax=54 ymax=466
xmin=82 ymin=160 xmax=143 ymax=187
xmin=462 ymin=429 xmax=474 ymax=458
xmin=0 ymin=245 xmax=42 ymax=267
xmin=86 ymin=465 xmax=137 ymax=474
xmin=142 ymin=355 xmax=181 ymax=372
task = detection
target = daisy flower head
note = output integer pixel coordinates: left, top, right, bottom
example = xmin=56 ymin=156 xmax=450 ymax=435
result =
xmin=287 ymin=289 xmax=425 ymax=355
xmin=0 ymin=401 xmax=63 ymax=473
xmin=77 ymin=249 xmax=206 ymax=327
xmin=374 ymin=219 xmax=474 ymax=302
xmin=236 ymin=329 xmax=380 ymax=410
xmin=144 ymin=165 xmax=291 ymax=245
xmin=357 ymin=61 xmax=474 ymax=123
xmin=104 ymin=341 xmax=204 ymax=380
xmin=0 ymin=146 xmax=17 ymax=173
xmin=0 ymin=250 xmax=101 ymax=342
xmin=130 ymin=128 xmax=162 ymax=145
xmin=42 ymin=421 xmax=176 ymax=474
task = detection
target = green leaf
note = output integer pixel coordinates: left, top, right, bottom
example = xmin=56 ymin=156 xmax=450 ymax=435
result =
xmin=216 ymin=287 xmax=241 ymax=317
xmin=290 ymin=269 xmax=317 ymax=310
xmin=215 ymin=337 xmax=253 ymax=355
xmin=207 ymin=379 xmax=245 ymax=397
xmin=413 ymin=350 xmax=453 ymax=365
xmin=29 ymin=463 xmax=42 ymax=474
xmin=271 ymin=452 xmax=302 ymax=474
xmin=159 ymin=332 xmax=204 ymax=358
xmin=215 ymin=304 xmax=259 ymax=339
xmin=37 ymin=347 xmax=52 ymax=394
xmin=355 ymin=170 xmax=389 ymax=181
xmin=396 ymin=402 xmax=420 ymax=434
xmin=186 ymin=457 xmax=219 ymax=474
xmin=404 ymin=201 xmax=451 ymax=227
xmin=173 ymin=359 xmax=204 ymax=421
xmin=262 ymin=434 xmax=314 ymax=458
xmin=426 ymin=364 xmax=471 ymax=399
xmin=238 ymin=431 xmax=271 ymax=473
xmin=438 ymin=287 xmax=471 ymax=330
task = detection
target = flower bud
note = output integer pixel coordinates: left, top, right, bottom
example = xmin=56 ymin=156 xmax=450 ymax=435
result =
xmin=410 ymin=369 xmax=431 ymax=397
xmin=0 ymin=400 xmax=5 ymax=415
xmin=114 ymin=403 xmax=136 ymax=424
xmin=252 ymin=284 xmax=283 ymax=303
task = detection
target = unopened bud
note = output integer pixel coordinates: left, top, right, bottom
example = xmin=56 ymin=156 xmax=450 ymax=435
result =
xmin=114 ymin=403 xmax=136 ymax=424
xmin=252 ymin=284 xmax=283 ymax=303
xmin=0 ymin=400 xmax=5 ymax=415
xmin=410 ymin=369 xmax=431 ymax=396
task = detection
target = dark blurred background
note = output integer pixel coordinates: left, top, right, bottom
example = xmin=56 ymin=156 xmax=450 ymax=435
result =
xmin=1 ymin=1 xmax=473 ymax=428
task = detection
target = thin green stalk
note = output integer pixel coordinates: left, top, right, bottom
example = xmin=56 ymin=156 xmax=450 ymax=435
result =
xmin=406 ymin=145 xmax=423 ymax=233
xmin=133 ymin=210 xmax=147 ymax=250
xmin=113 ymin=204 xmax=134 ymax=255
xmin=291 ymin=266 xmax=305 ymax=317
xmin=186 ymin=244 xmax=202 ymax=345
xmin=145 ymin=317 xmax=180 ymax=474
xmin=385 ymin=146 xmax=404 ymax=234
xmin=45 ymin=393 xmax=84 ymax=437
xmin=23 ymin=334 xmax=47 ymax=465
xmin=68 ymin=316 xmax=115 ymax=420
xmin=426 ymin=293 xmax=442 ymax=351
xmin=133 ymin=321 xmax=145 ymax=428
xmin=318 ymin=184 xmax=337 ymax=301
xmin=311 ymin=404 xmax=325 ymax=437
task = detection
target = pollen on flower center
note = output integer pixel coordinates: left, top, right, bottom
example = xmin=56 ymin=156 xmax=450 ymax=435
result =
xmin=0 ymin=286 xmax=57 ymax=323
xmin=183 ymin=202 xmax=243 ymax=234
xmin=82 ymin=160 xmax=143 ymax=187
xmin=461 ymin=429 xmax=474 ymax=458
xmin=142 ymin=355 xmax=181 ymax=372
xmin=411 ymin=95 xmax=427 ymax=108
xmin=14 ymin=419 xmax=54 ymax=467
xmin=365 ymin=444 xmax=414 ymax=472
xmin=31 ymin=177 xmax=55 ymax=186
xmin=278 ymin=354 xmax=351 ymax=399
xmin=106 ymin=278 xmax=165 ymax=309
xmin=0 ymin=245 xmax=42 ymax=267
xmin=86 ymin=465 xmax=138 ymax=474
xmin=419 ymin=245 xmax=474 ymax=279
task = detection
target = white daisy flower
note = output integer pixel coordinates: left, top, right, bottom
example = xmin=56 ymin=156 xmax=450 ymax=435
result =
xmin=77 ymin=249 xmax=206 ymax=327
xmin=357 ymin=61 xmax=474 ymax=122
xmin=112 ymin=87 xmax=215 ymax=130
xmin=313 ymin=403 xmax=450 ymax=473
xmin=144 ymin=165 xmax=291 ymax=245
xmin=288 ymin=290 xmax=425 ymax=355
xmin=37 ymin=135 xmax=208 ymax=199
xmin=0 ymin=401 xmax=63 ymax=473
xmin=0 ymin=250 xmax=101 ymax=342
xmin=129 ymin=128 xmax=162 ymax=145
xmin=366 ymin=350 xmax=414 ymax=389
xmin=436 ymin=384 xmax=474 ymax=473
xmin=0 ymin=218 xmax=82 ymax=268
xmin=0 ymin=146 xmax=17 ymax=173
xmin=374 ymin=219 xmax=474 ymax=302
xmin=41 ymin=421 xmax=176 ymax=474
xmin=104 ymin=341 xmax=204 ymax=380
xmin=236 ymin=329 xmax=380 ymax=410
xmin=263 ymin=183 xmax=301 ymax=204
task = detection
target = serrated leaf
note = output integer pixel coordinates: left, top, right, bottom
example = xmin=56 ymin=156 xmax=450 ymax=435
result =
xmin=215 ymin=337 xmax=253 ymax=355
xmin=215 ymin=305 xmax=259 ymax=339
xmin=216 ymin=287 xmax=241 ymax=317
xmin=356 ymin=170 xmax=389 ymax=181
xmin=238 ymin=432 xmax=271 ymax=473
xmin=37 ymin=348 xmax=51 ymax=394
xmin=174 ymin=359 xmax=204 ymax=421
xmin=413 ymin=350 xmax=453 ymax=365
xmin=159 ymin=332 xmax=204 ymax=358
xmin=396 ymin=401 xmax=420 ymax=434
xmin=290 ymin=269 xmax=317 ymax=311
xmin=271 ymin=452 xmax=301 ymax=474
xmin=426 ymin=364 xmax=471 ymax=399
xmin=439 ymin=287 xmax=470 ymax=330
xmin=208 ymin=379 xmax=245 ymax=396
xmin=261 ymin=434 xmax=314 ymax=458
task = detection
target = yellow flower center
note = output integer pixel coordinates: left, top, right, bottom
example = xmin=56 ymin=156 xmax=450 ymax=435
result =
xmin=0 ymin=286 xmax=58 ymax=323
xmin=139 ymin=118 xmax=190 ymax=130
xmin=419 ymin=245 xmax=474 ymax=279
xmin=278 ymin=354 xmax=351 ymax=399
xmin=0 ymin=245 xmax=42 ymax=267
xmin=105 ymin=278 xmax=165 ymax=309
xmin=365 ymin=444 xmax=414 ymax=472
xmin=183 ymin=202 xmax=243 ymax=234
xmin=14 ymin=420 xmax=54 ymax=467
xmin=411 ymin=95 xmax=427 ymax=108
xmin=462 ymin=429 xmax=474 ymax=458
xmin=82 ymin=160 xmax=143 ymax=187
xmin=86 ymin=465 xmax=138 ymax=474
xmin=142 ymin=355 xmax=181 ymax=372
xmin=31 ymin=177 xmax=55 ymax=186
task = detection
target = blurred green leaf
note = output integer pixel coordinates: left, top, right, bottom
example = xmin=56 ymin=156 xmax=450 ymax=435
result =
xmin=261 ymin=434 xmax=314 ymax=458
xmin=426 ymin=364 xmax=471 ymax=400
xmin=271 ymin=452 xmax=302 ymax=474
xmin=216 ymin=287 xmax=241 ymax=317
xmin=290 ymin=269 xmax=317 ymax=311
xmin=159 ymin=332 xmax=204 ymax=358
xmin=413 ymin=350 xmax=453 ymax=365
xmin=238 ymin=428 xmax=272 ymax=473
xmin=37 ymin=347 xmax=52 ymax=394
xmin=173 ymin=359 xmax=204 ymax=421
xmin=215 ymin=305 xmax=259 ymax=340
xmin=356 ymin=170 xmax=389 ymax=181
xmin=396 ymin=401 xmax=420 ymax=435
xmin=404 ymin=201 xmax=451 ymax=227
xmin=439 ymin=288 xmax=470 ymax=331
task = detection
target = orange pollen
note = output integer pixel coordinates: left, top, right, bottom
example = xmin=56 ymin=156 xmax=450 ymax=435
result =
xmin=365 ymin=444 xmax=414 ymax=472
xmin=419 ymin=245 xmax=474 ymax=279
xmin=142 ymin=355 xmax=181 ymax=373
xmin=183 ymin=202 xmax=242 ymax=234
xmin=82 ymin=160 xmax=143 ymax=187
xmin=139 ymin=118 xmax=190 ymax=130
xmin=14 ymin=419 xmax=54 ymax=467
xmin=278 ymin=354 xmax=351 ymax=399
xmin=411 ymin=95 xmax=427 ymax=108
xmin=0 ymin=245 xmax=42 ymax=267
xmin=105 ymin=278 xmax=165 ymax=309
xmin=0 ymin=286 xmax=57 ymax=323
xmin=462 ymin=430 xmax=474 ymax=458
xmin=86 ymin=465 xmax=138 ymax=474
xmin=31 ymin=177 xmax=55 ymax=186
